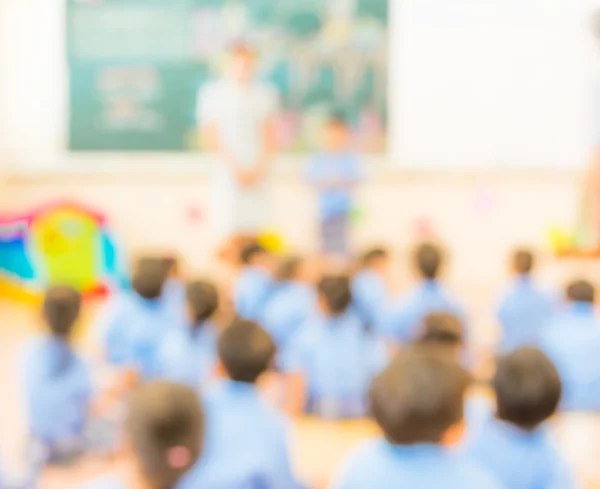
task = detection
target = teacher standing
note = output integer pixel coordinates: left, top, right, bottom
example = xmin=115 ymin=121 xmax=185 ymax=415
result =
xmin=197 ymin=43 xmax=280 ymax=248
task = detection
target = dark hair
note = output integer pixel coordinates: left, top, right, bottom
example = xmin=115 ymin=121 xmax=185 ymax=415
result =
xmin=328 ymin=110 xmax=349 ymax=128
xmin=240 ymin=244 xmax=267 ymax=266
xmin=276 ymin=256 xmax=303 ymax=282
xmin=414 ymin=243 xmax=443 ymax=280
xmin=370 ymin=347 xmax=470 ymax=445
xmin=132 ymin=257 xmax=168 ymax=300
xmin=127 ymin=381 xmax=204 ymax=489
xmin=494 ymin=348 xmax=561 ymax=431
xmin=43 ymin=285 xmax=82 ymax=377
xmin=163 ymin=255 xmax=180 ymax=278
xmin=186 ymin=281 xmax=219 ymax=332
xmin=360 ymin=248 xmax=389 ymax=268
xmin=513 ymin=249 xmax=534 ymax=275
xmin=43 ymin=285 xmax=81 ymax=339
xmin=566 ymin=279 xmax=595 ymax=304
xmin=418 ymin=313 xmax=464 ymax=347
xmin=318 ymin=275 xmax=352 ymax=316
xmin=218 ymin=319 xmax=276 ymax=384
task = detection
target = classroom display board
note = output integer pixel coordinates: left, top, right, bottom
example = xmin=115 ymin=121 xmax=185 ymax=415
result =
xmin=67 ymin=0 xmax=389 ymax=152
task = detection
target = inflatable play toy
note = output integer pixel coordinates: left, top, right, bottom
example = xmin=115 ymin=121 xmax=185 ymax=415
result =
xmin=0 ymin=202 xmax=126 ymax=303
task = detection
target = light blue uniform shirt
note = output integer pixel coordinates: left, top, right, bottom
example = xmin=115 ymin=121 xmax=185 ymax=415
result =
xmin=234 ymin=266 xmax=274 ymax=322
xmin=497 ymin=276 xmax=556 ymax=352
xmin=260 ymin=281 xmax=317 ymax=350
xmin=178 ymin=380 xmax=302 ymax=489
xmin=352 ymin=270 xmax=389 ymax=327
xmin=329 ymin=440 xmax=503 ymax=489
xmin=162 ymin=278 xmax=187 ymax=325
xmin=97 ymin=292 xmax=173 ymax=379
xmin=21 ymin=337 xmax=92 ymax=445
xmin=378 ymin=280 xmax=466 ymax=343
xmin=283 ymin=312 xmax=388 ymax=418
xmin=306 ymin=153 xmax=363 ymax=219
xmin=80 ymin=477 xmax=262 ymax=489
xmin=157 ymin=322 xmax=217 ymax=388
xmin=465 ymin=417 xmax=578 ymax=489
xmin=539 ymin=303 xmax=600 ymax=412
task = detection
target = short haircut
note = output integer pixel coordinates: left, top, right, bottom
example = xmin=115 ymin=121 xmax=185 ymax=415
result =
xmin=360 ymin=247 xmax=389 ymax=268
xmin=566 ymin=279 xmax=595 ymax=304
xmin=276 ymin=256 xmax=303 ymax=282
xmin=370 ymin=347 xmax=470 ymax=445
xmin=513 ymin=249 xmax=534 ymax=275
xmin=494 ymin=348 xmax=562 ymax=430
xmin=127 ymin=381 xmax=204 ymax=489
xmin=418 ymin=313 xmax=464 ymax=347
xmin=414 ymin=243 xmax=443 ymax=280
xmin=163 ymin=255 xmax=180 ymax=277
xmin=186 ymin=280 xmax=219 ymax=327
xmin=43 ymin=285 xmax=82 ymax=339
xmin=318 ymin=275 xmax=352 ymax=316
xmin=218 ymin=319 xmax=276 ymax=384
xmin=132 ymin=257 xmax=168 ymax=300
xmin=240 ymin=243 xmax=267 ymax=266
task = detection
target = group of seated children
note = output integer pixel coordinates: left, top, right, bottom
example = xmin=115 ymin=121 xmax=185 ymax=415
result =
xmin=15 ymin=240 xmax=600 ymax=489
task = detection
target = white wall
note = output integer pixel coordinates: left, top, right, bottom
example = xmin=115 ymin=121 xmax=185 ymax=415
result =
xmin=0 ymin=0 xmax=599 ymax=170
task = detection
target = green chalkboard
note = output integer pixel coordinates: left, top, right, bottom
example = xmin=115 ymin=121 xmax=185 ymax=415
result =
xmin=67 ymin=0 xmax=389 ymax=152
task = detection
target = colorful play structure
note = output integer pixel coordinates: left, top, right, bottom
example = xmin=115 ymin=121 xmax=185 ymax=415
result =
xmin=0 ymin=202 xmax=126 ymax=303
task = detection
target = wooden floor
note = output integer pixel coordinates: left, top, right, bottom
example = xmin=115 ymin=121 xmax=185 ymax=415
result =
xmin=1 ymin=299 xmax=600 ymax=489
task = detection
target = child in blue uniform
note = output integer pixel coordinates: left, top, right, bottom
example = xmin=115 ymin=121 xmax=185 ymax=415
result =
xmin=352 ymin=248 xmax=391 ymax=329
xmin=78 ymin=381 xmax=204 ymax=489
xmin=158 ymin=280 xmax=219 ymax=388
xmin=415 ymin=312 xmax=465 ymax=364
xmin=161 ymin=255 xmax=187 ymax=325
xmin=21 ymin=286 xmax=91 ymax=465
xmin=97 ymin=257 xmax=172 ymax=380
xmin=539 ymin=280 xmax=600 ymax=411
xmin=261 ymin=256 xmax=318 ymax=351
xmin=497 ymin=249 xmax=556 ymax=352
xmin=378 ymin=242 xmax=466 ymax=344
xmin=179 ymin=320 xmax=302 ymax=489
xmin=306 ymin=114 xmax=363 ymax=257
xmin=329 ymin=347 xmax=502 ymax=489
xmin=465 ymin=348 xmax=577 ymax=489
xmin=283 ymin=275 xmax=388 ymax=419
xmin=234 ymin=243 xmax=275 ymax=321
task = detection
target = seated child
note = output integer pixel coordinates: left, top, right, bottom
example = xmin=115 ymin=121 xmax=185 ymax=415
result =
xmin=234 ymin=243 xmax=275 ymax=321
xmin=158 ymin=280 xmax=219 ymax=388
xmin=78 ymin=381 xmax=203 ymax=489
xmin=261 ymin=256 xmax=318 ymax=351
xmin=306 ymin=113 xmax=363 ymax=258
xmin=161 ymin=255 xmax=187 ymax=325
xmin=416 ymin=312 xmax=465 ymax=363
xmin=497 ymin=249 xmax=556 ymax=352
xmin=464 ymin=348 xmax=577 ymax=489
xmin=352 ymin=248 xmax=391 ymax=328
xmin=21 ymin=286 xmax=92 ymax=465
xmin=96 ymin=256 xmax=172 ymax=380
xmin=179 ymin=319 xmax=302 ymax=489
xmin=539 ymin=279 xmax=600 ymax=411
xmin=283 ymin=275 xmax=388 ymax=419
xmin=329 ymin=347 xmax=501 ymax=489
xmin=378 ymin=242 xmax=466 ymax=344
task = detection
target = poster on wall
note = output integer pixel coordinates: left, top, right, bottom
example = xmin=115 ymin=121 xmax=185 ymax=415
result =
xmin=67 ymin=0 xmax=389 ymax=152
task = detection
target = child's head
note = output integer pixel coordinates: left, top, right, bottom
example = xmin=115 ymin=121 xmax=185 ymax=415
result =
xmin=566 ymin=279 xmax=595 ymax=304
xmin=494 ymin=348 xmax=561 ymax=431
xmin=370 ymin=346 xmax=470 ymax=445
xmin=275 ymin=256 xmax=304 ymax=282
xmin=512 ymin=248 xmax=534 ymax=276
xmin=324 ymin=113 xmax=350 ymax=151
xmin=317 ymin=275 xmax=352 ymax=317
xmin=417 ymin=313 xmax=464 ymax=351
xmin=163 ymin=255 xmax=181 ymax=280
xmin=132 ymin=257 xmax=168 ymax=301
xmin=218 ymin=319 xmax=276 ymax=384
xmin=240 ymin=243 xmax=271 ymax=269
xmin=126 ymin=381 xmax=204 ymax=489
xmin=227 ymin=41 xmax=257 ymax=84
xmin=43 ymin=285 xmax=82 ymax=340
xmin=360 ymin=247 xmax=390 ymax=274
xmin=186 ymin=280 xmax=219 ymax=327
xmin=413 ymin=242 xmax=444 ymax=280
